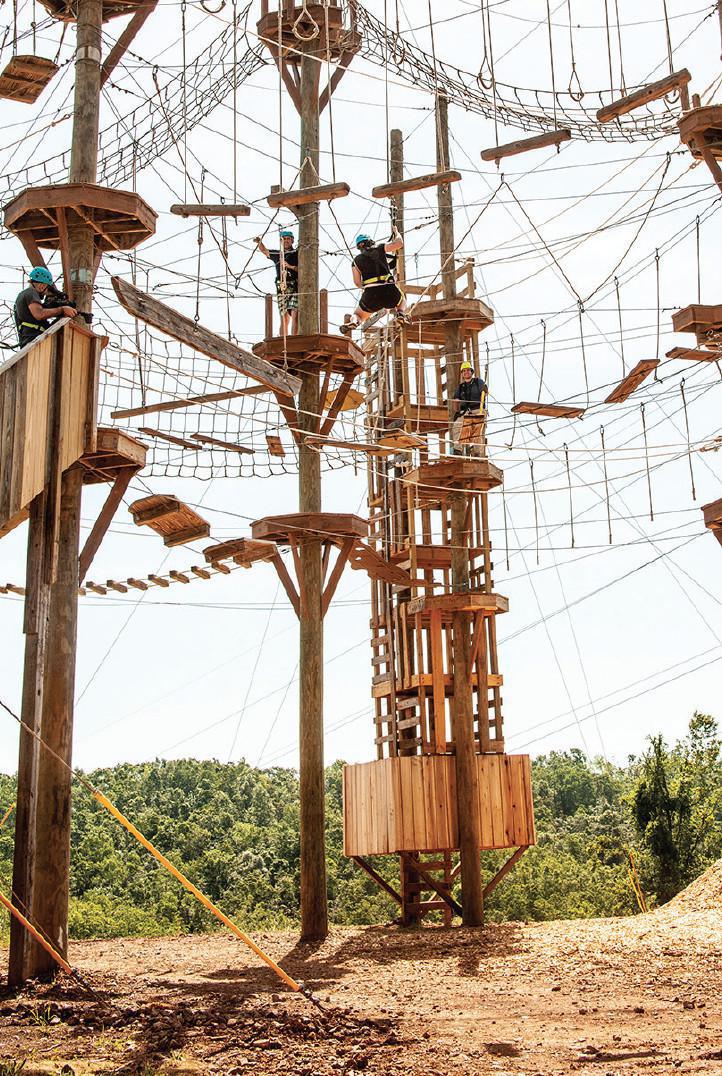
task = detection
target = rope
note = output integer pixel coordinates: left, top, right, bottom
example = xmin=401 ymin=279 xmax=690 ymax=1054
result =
xmin=601 ymin=426 xmax=613 ymax=545
xmin=545 ymin=0 xmax=559 ymax=127
xmin=564 ymin=443 xmax=575 ymax=548
xmin=566 ymin=0 xmax=584 ymax=101
xmin=614 ymin=277 xmax=626 ymax=378
xmin=680 ymin=379 xmax=696 ymax=501
xmin=640 ymin=403 xmax=654 ymax=522
xmin=293 ymin=0 xmax=320 ymax=42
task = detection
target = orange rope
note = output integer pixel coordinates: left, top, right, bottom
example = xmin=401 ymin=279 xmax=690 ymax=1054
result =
xmin=0 ymin=887 xmax=73 ymax=977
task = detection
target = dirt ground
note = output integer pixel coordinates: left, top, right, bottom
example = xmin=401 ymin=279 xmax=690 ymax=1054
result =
xmin=1 ymin=863 xmax=721 ymax=1075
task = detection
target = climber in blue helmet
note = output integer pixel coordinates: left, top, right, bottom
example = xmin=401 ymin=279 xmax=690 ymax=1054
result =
xmin=254 ymin=228 xmax=299 ymax=336
xmin=340 ymin=226 xmax=408 ymax=335
xmin=13 ymin=267 xmax=77 ymax=349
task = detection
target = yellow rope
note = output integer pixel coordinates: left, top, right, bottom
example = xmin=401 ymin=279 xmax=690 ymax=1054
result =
xmin=0 ymin=802 xmax=15 ymax=830
xmin=0 ymin=886 xmax=74 ymax=977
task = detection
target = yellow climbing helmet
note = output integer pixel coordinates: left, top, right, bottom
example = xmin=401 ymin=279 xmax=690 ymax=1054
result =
xmin=460 ymin=360 xmax=473 ymax=371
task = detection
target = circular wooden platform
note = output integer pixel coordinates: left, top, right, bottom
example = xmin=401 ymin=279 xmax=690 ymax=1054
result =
xmin=4 ymin=183 xmax=156 ymax=255
xmin=403 ymin=457 xmax=503 ymax=507
xmin=39 ymin=0 xmax=148 ymax=21
xmin=252 ymin=333 xmax=364 ymax=377
xmin=678 ymin=105 xmax=722 ymax=160
xmin=257 ymin=5 xmax=360 ymax=62
xmin=251 ymin=511 xmax=367 ymax=545
xmin=407 ymin=297 xmax=494 ymax=345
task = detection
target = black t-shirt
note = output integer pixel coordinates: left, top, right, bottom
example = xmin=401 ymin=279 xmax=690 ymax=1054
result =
xmin=268 ymin=248 xmax=298 ymax=289
xmin=14 ymin=285 xmax=44 ymax=328
xmin=454 ymin=377 xmax=488 ymax=413
xmin=353 ymin=243 xmax=394 ymax=285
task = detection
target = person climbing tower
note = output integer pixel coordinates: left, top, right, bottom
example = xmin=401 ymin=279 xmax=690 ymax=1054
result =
xmin=254 ymin=229 xmax=299 ymax=336
xmin=451 ymin=359 xmax=488 ymax=457
xmin=340 ymin=227 xmax=408 ymax=335
xmin=13 ymin=266 xmax=77 ymax=349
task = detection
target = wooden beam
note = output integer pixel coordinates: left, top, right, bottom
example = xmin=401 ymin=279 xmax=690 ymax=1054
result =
xmin=111 ymin=386 xmax=266 ymax=420
xmin=319 ymin=370 xmax=356 ymax=437
xmin=596 ymin=69 xmax=691 ymax=123
xmin=100 ymin=2 xmax=158 ymax=87
xmin=351 ymin=856 xmax=402 ymax=905
xmin=111 ymin=276 xmax=301 ymax=397
xmin=319 ymin=47 xmax=356 ymax=114
xmin=169 ymin=203 xmax=251 ymax=218
xmin=372 ymin=169 xmax=462 ymax=200
xmin=270 ymin=551 xmax=300 ymax=617
xmin=267 ymin=182 xmax=350 ymax=210
xmin=512 ymin=402 xmax=585 ymax=419
xmin=321 ymin=536 xmax=354 ymax=616
xmin=481 ymin=128 xmax=571 ymax=163
xmin=138 ymin=427 xmax=200 ymax=451
xmin=78 ymin=467 xmax=135 ymax=582
xmin=483 ymin=846 xmax=528 ymax=900
xmin=191 ymin=432 xmax=254 ymax=454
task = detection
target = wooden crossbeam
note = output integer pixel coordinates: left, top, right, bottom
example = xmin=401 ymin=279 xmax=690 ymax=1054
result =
xmin=266 ymin=182 xmax=350 ymax=210
xmin=596 ymin=69 xmax=691 ymax=124
xmin=351 ymin=856 xmax=402 ymax=905
xmin=666 ymin=346 xmax=720 ymax=362
xmin=111 ymin=276 xmax=301 ymax=397
xmin=191 ymin=433 xmax=254 ymax=454
xmin=604 ymin=359 xmax=659 ymax=405
xmin=372 ymin=169 xmax=462 ymax=200
xmin=302 ymin=434 xmax=401 ymax=456
xmin=512 ymin=401 xmax=585 ymax=419
xmin=483 ymin=846 xmax=529 ymax=900
xmin=400 ymin=852 xmax=463 ymax=917
xmin=169 ymin=203 xmax=251 ymax=218
xmin=100 ymin=2 xmax=158 ymax=87
xmin=321 ymin=536 xmax=355 ymax=616
xmin=111 ymin=386 xmax=266 ymax=421
xmin=481 ymin=128 xmax=571 ymax=163
xmin=138 ymin=427 xmax=200 ymax=451
xmin=270 ymin=551 xmax=300 ymax=617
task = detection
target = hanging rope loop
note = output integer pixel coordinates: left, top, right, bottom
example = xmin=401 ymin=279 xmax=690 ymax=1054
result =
xmin=293 ymin=0 xmax=320 ymax=41
xmin=200 ymin=0 xmax=225 ymax=11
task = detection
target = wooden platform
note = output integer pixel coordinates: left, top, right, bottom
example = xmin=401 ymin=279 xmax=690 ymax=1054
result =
xmin=252 ymin=333 xmax=363 ymax=377
xmin=0 ymin=55 xmax=58 ymax=104
xmin=79 ymin=427 xmax=147 ymax=484
xmin=203 ymin=537 xmax=276 ymax=567
xmin=404 ymin=458 xmax=503 ymax=507
xmin=39 ymin=0 xmax=149 ymax=20
xmin=407 ymin=298 xmax=494 ymax=344
xmin=671 ymin=304 xmax=722 ymax=335
xmin=4 ymin=184 xmax=157 ymax=261
xmin=604 ymin=359 xmax=659 ymax=405
xmin=343 ymin=754 xmax=536 ymax=855
xmin=129 ymin=494 xmax=210 ymax=547
xmin=251 ymin=512 xmax=367 ymax=545
xmin=702 ymin=498 xmax=722 ymax=550
xmin=385 ymin=400 xmax=448 ymax=435
xmin=512 ymin=402 xmax=585 ymax=419
xmin=407 ymin=592 xmax=509 ymax=617
xmin=257 ymin=2 xmax=355 ymax=62
xmin=678 ymin=105 xmax=722 ymax=161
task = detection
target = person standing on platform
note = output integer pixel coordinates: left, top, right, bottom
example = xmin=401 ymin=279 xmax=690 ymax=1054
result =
xmin=452 ymin=359 xmax=488 ymax=456
xmin=340 ymin=227 xmax=408 ymax=335
xmin=13 ymin=267 xmax=76 ymax=349
xmin=254 ymin=229 xmax=299 ymax=336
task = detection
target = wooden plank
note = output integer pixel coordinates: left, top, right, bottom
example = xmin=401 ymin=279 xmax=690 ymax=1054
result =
xmin=666 ymin=346 xmax=720 ymax=362
xmin=79 ymin=468 xmax=134 ymax=581
xmin=372 ymin=169 xmax=462 ymax=200
xmin=100 ymin=2 xmax=158 ymax=87
xmin=671 ymin=303 xmax=722 ymax=334
xmin=410 ymin=757 xmax=427 ymax=850
xmin=487 ymin=754 xmax=505 ymax=849
xmin=596 ymin=69 xmax=691 ymax=123
xmin=111 ymin=386 xmax=265 ymax=420
xmin=0 ymin=54 xmax=59 ymax=104
xmin=429 ymin=610 xmax=447 ymax=752
xmin=483 ymin=846 xmax=528 ymax=900
xmin=351 ymin=856 xmax=402 ymax=904
xmin=520 ymin=755 xmax=536 ymax=845
xmin=266 ymin=182 xmax=350 ymax=209
xmin=169 ymin=203 xmax=251 ymax=217
xmin=138 ymin=427 xmax=200 ymax=451
xmin=481 ymin=128 xmax=571 ymax=163
xmin=266 ymin=434 xmax=285 ymax=457
xmin=512 ymin=401 xmax=585 ymax=419
xmin=477 ymin=755 xmax=494 ymax=847
xmin=111 ymin=276 xmax=301 ymax=397
xmin=191 ymin=433 xmax=254 ymax=454
xmin=604 ymin=359 xmax=659 ymax=404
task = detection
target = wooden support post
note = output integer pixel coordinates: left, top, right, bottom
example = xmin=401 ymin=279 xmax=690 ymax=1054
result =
xmin=297 ymin=39 xmax=327 ymax=943
xmin=437 ymin=94 xmax=484 ymax=928
xmin=27 ymin=0 xmax=103 ymax=979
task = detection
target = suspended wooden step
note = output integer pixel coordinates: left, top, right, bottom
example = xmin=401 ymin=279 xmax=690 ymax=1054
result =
xmin=267 ymin=182 xmax=350 ymax=210
xmin=372 ymin=170 xmax=461 ymax=200
xmin=678 ymin=104 xmax=722 ymax=162
xmin=597 ymin=69 xmax=691 ymax=124
xmin=79 ymin=427 xmax=147 ymax=485
xmin=672 ymin=303 xmax=722 ymax=337
xmin=111 ymin=385 xmax=266 ymax=421
xmin=112 ymin=276 xmax=301 ymax=397
xmin=129 ymin=494 xmax=210 ymax=547
xmin=203 ymin=537 xmax=277 ymax=568
xmin=512 ymin=402 xmax=585 ymax=419
xmin=191 ymin=432 xmax=254 ymax=454
xmin=170 ymin=203 xmax=250 ymax=218
xmin=666 ymin=345 xmax=720 ymax=362
xmin=323 ymin=387 xmax=363 ymax=413
xmin=481 ymin=129 xmax=571 ymax=165
xmin=138 ymin=427 xmax=201 ymax=451
xmin=604 ymin=359 xmax=659 ymax=405
xmin=266 ymin=434 xmax=286 ymax=457
xmin=702 ymin=498 xmax=722 ymax=550
xmin=377 ymin=427 xmax=426 ymax=451
xmin=0 ymin=55 xmax=59 ymax=104
xmin=346 ymin=542 xmax=412 ymax=588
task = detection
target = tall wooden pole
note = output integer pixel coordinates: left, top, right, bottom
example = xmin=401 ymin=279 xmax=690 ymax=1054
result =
xmin=297 ymin=44 xmax=328 ymax=941
xmin=28 ymin=0 xmax=102 ymax=976
xmin=436 ymin=94 xmax=484 ymax=927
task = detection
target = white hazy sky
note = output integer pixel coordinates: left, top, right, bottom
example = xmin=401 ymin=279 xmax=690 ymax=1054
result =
xmin=1 ymin=0 xmax=721 ymax=778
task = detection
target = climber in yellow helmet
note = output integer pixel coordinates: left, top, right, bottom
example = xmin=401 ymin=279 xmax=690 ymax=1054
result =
xmin=451 ymin=359 xmax=488 ymax=457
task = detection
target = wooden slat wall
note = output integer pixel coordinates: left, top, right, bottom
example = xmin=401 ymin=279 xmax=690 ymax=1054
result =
xmin=0 ymin=323 xmax=98 ymax=538
xmin=343 ymin=754 xmax=535 ymax=856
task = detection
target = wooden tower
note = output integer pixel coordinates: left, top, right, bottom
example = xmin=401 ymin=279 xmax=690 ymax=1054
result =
xmin=343 ymin=121 xmax=535 ymax=926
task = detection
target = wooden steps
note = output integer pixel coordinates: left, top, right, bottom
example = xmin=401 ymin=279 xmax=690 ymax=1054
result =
xmin=170 ymin=203 xmax=250 ymax=217
xmin=372 ymin=169 xmax=461 ymax=200
xmin=129 ymin=494 xmax=210 ymax=547
xmin=604 ymin=359 xmax=659 ymax=405
xmin=666 ymin=346 xmax=720 ymax=362
xmin=203 ymin=537 xmax=277 ymax=568
xmin=0 ymin=55 xmax=58 ymax=104
xmin=512 ymin=401 xmax=585 ymax=419
xmin=267 ymin=182 xmax=350 ymax=209
xmin=481 ymin=128 xmax=571 ymax=164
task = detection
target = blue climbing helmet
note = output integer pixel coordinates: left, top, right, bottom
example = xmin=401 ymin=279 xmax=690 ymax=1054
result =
xmin=355 ymin=233 xmax=373 ymax=249
xmin=279 ymin=229 xmax=294 ymax=240
xmin=29 ymin=266 xmax=53 ymax=285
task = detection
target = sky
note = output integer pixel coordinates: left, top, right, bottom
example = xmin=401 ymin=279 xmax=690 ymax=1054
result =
xmin=1 ymin=0 xmax=721 ymax=778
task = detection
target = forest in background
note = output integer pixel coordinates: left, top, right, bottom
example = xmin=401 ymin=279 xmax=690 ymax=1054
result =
xmin=0 ymin=712 xmax=720 ymax=942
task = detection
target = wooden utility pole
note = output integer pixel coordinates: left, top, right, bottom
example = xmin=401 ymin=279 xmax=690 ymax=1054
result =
xmin=27 ymin=0 xmax=102 ymax=976
xmin=436 ymin=93 xmax=484 ymax=927
xmin=297 ymin=42 xmax=327 ymax=942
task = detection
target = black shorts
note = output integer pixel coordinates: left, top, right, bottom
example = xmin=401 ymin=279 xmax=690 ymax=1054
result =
xmin=359 ymin=283 xmax=403 ymax=314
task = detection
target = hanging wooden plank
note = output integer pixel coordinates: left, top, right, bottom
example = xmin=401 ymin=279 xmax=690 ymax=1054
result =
xmin=191 ymin=432 xmax=254 ymax=454
xmin=596 ymin=69 xmax=691 ymax=124
xmin=111 ymin=386 xmax=265 ymax=420
xmin=266 ymin=182 xmax=350 ymax=209
xmin=604 ymin=358 xmax=659 ymax=404
xmin=0 ymin=55 xmax=59 ymax=104
xmin=666 ymin=346 xmax=720 ymax=362
xmin=129 ymin=494 xmax=210 ymax=547
xmin=111 ymin=276 xmax=301 ymax=397
xmin=137 ymin=427 xmax=200 ymax=451
xmin=511 ymin=401 xmax=585 ymax=419
xmin=266 ymin=434 xmax=286 ymax=457
xmin=203 ymin=537 xmax=276 ymax=567
xmin=169 ymin=203 xmax=251 ymax=218
xmin=372 ymin=169 xmax=461 ymax=200
xmin=481 ymin=128 xmax=571 ymax=163
xmin=322 ymin=387 xmax=363 ymax=413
